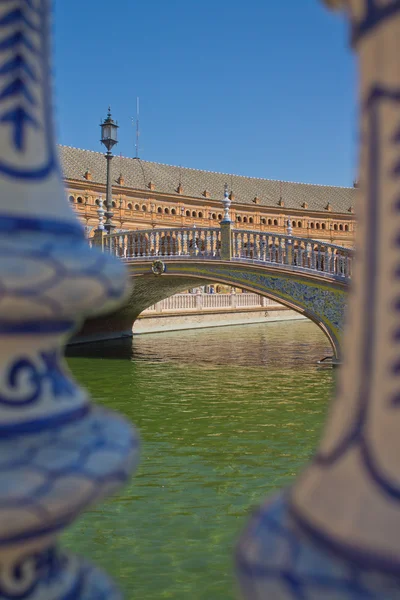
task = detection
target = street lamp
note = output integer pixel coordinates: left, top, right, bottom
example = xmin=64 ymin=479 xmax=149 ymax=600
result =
xmin=100 ymin=107 xmax=119 ymax=234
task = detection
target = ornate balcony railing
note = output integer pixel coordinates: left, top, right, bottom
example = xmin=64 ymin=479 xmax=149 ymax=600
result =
xmin=232 ymin=229 xmax=353 ymax=278
xmin=102 ymin=227 xmax=222 ymax=259
xmin=143 ymin=292 xmax=280 ymax=313
xmin=96 ymin=226 xmax=354 ymax=280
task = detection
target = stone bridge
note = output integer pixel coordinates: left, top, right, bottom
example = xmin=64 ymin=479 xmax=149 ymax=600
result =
xmin=75 ymin=224 xmax=353 ymax=359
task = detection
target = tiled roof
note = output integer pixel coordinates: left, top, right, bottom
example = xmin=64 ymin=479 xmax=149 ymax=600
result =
xmin=59 ymin=145 xmax=356 ymax=215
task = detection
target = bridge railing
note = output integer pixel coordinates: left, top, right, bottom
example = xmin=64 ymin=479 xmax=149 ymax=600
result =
xmin=232 ymin=230 xmax=353 ymax=278
xmin=143 ymin=292 xmax=281 ymax=313
xmin=96 ymin=226 xmax=353 ymax=279
xmin=102 ymin=227 xmax=221 ymax=259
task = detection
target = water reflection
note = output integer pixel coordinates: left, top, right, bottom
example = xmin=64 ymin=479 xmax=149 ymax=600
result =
xmin=67 ymin=319 xmax=332 ymax=368
xmin=64 ymin=321 xmax=333 ymax=600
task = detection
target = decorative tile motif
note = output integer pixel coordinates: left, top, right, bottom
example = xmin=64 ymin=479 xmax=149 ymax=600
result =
xmin=0 ymin=0 xmax=56 ymax=179
xmin=236 ymin=2 xmax=400 ymax=599
xmin=0 ymin=1 xmax=139 ymax=598
xmin=237 ymin=493 xmax=400 ymax=600
xmin=350 ymin=0 xmax=400 ymax=45
xmin=0 ymin=406 xmax=138 ymax=546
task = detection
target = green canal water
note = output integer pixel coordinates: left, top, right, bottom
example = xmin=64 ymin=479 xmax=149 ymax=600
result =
xmin=65 ymin=320 xmax=334 ymax=599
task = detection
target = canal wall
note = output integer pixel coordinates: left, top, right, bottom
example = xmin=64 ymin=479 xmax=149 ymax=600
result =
xmin=134 ymin=306 xmax=306 ymax=334
xmin=73 ymin=292 xmax=306 ymax=343
xmin=133 ymin=292 xmax=305 ymax=334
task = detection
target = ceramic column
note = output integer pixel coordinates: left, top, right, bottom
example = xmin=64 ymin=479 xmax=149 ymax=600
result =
xmin=0 ymin=1 xmax=139 ymax=598
xmin=236 ymin=1 xmax=400 ymax=597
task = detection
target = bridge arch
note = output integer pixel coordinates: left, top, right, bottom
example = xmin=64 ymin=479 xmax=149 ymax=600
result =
xmin=77 ymin=259 xmax=348 ymax=359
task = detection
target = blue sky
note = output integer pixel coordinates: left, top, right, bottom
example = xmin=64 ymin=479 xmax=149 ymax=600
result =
xmin=54 ymin=0 xmax=356 ymax=187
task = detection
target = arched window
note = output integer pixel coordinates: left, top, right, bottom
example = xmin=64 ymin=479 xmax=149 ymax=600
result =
xmin=261 ymin=218 xmax=266 ymax=225
xmin=334 ymin=224 xmax=338 ymax=231
xmin=218 ymin=213 xmax=222 ymax=220
xmin=267 ymin=218 xmax=272 ymax=226
xmin=157 ymin=207 xmax=162 ymax=214
xmin=321 ymin=223 xmax=326 ymax=230
xmin=344 ymin=224 xmax=349 ymax=232
xmin=134 ymin=204 xmax=140 ymax=211
xmin=186 ymin=210 xmax=190 ymax=217
xmin=198 ymin=212 xmax=203 ymax=218
xmin=77 ymin=196 xmax=83 ymax=204
xmin=142 ymin=205 xmax=147 ymax=212
xmin=273 ymin=219 xmax=278 ymax=226
xmin=316 ymin=222 xmax=320 ymax=230
xmin=127 ymin=203 xmax=133 ymax=210
xmin=292 ymin=221 xmax=297 ymax=228
xmin=297 ymin=221 xmax=302 ymax=228
xmin=164 ymin=207 xmax=169 ymax=215
xmin=310 ymin=222 xmax=315 ymax=229
xmin=171 ymin=208 xmax=176 ymax=215
xmin=339 ymin=224 xmax=343 ymax=231
xmin=237 ymin=216 xmax=242 ymax=223
xmin=95 ymin=198 xmax=100 ymax=206
xmin=111 ymin=200 xmax=116 ymax=208
xmin=212 ymin=213 xmax=217 ymax=220
xmin=249 ymin=217 xmax=254 ymax=224
xmin=69 ymin=195 xmax=75 ymax=203
xmin=243 ymin=216 xmax=248 ymax=224
xmin=192 ymin=211 xmax=197 ymax=218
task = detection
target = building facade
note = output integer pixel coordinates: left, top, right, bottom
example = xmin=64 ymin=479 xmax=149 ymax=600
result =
xmin=60 ymin=146 xmax=357 ymax=247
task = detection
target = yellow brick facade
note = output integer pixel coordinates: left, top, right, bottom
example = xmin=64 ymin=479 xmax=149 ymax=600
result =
xmin=65 ymin=180 xmax=356 ymax=248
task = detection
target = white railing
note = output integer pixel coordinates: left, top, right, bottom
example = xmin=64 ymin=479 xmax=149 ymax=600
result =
xmin=103 ymin=227 xmax=221 ymax=259
xmin=232 ymin=230 xmax=353 ymax=278
xmin=97 ymin=227 xmax=354 ymax=280
xmin=202 ymin=294 xmax=231 ymax=309
xmin=143 ymin=292 xmax=281 ymax=313
xmin=147 ymin=294 xmax=198 ymax=311
xmin=237 ymin=293 xmax=262 ymax=307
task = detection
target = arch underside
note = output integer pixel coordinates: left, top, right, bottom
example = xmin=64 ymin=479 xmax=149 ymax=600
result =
xmin=74 ymin=260 xmax=348 ymax=358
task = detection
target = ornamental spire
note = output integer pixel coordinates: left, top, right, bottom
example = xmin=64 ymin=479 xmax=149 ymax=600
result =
xmin=221 ymin=182 xmax=231 ymax=223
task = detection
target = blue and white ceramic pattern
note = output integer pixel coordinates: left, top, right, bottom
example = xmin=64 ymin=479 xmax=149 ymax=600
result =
xmin=0 ymin=1 xmax=139 ymax=598
xmin=237 ymin=1 xmax=400 ymax=597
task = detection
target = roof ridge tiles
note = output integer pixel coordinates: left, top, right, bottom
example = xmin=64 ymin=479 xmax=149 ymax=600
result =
xmin=58 ymin=145 xmax=353 ymax=191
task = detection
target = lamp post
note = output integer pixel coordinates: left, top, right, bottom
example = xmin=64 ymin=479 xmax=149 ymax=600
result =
xmin=100 ymin=107 xmax=119 ymax=234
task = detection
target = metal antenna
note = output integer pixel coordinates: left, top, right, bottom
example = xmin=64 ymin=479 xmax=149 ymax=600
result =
xmin=135 ymin=97 xmax=140 ymax=158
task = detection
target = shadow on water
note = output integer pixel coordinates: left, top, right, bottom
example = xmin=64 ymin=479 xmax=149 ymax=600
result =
xmin=66 ymin=336 xmax=134 ymax=360
xmin=64 ymin=320 xmax=334 ymax=600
